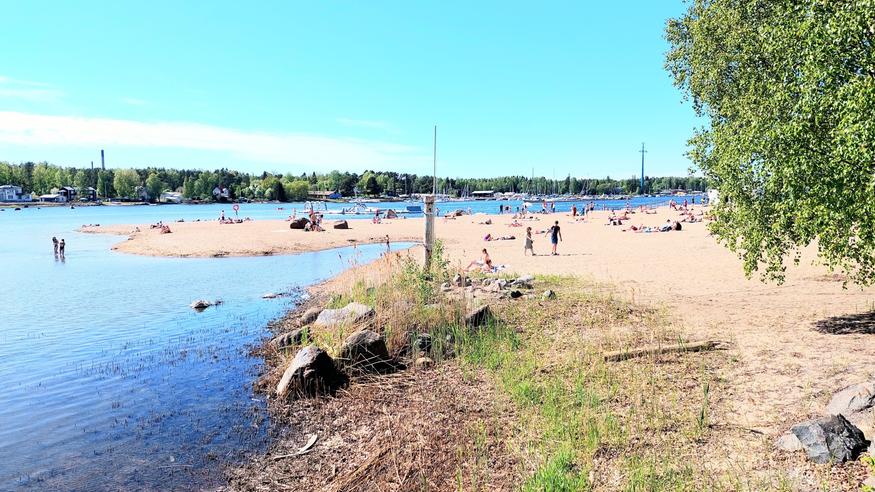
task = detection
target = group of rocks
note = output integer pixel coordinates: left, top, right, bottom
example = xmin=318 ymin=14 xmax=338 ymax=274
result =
xmin=289 ymin=218 xmax=349 ymax=230
xmin=775 ymin=381 xmax=874 ymax=467
xmin=441 ymin=273 xmax=556 ymax=302
xmin=190 ymin=291 xmax=291 ymax=310
xmin=268 ymin=300 xmax=496 ymax=399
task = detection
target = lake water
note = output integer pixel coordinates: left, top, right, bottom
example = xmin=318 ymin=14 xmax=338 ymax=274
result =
xmin=0 ymin=204 xmax=413 ymax=491
xmin=0 ymin=196 xmax=696 ymax=490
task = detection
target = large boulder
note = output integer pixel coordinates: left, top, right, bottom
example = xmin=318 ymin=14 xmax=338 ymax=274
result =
xmin=338 ymin=329 xmax=393 ymax=372
xmin=333 ymin=220 xmax=349 ymax=230
xmin=826 ymin=381 xmax=875 ymax=443
xmin=790 ymin=414 xmax=869 ymax=464
xmin=276 ymin=345 xmax=347 ymax=398
xmin=511 ymin=274 xmax=535 ymax=289
xmin=465 ymin=304 xmax=493 ymax=328
xmin=270 ymin=327 xmax=307 ymax=351
xmin=827 ymin=381 xmax=875 ymax=417
xmin=298 ymin=306 xmax=321 ymax=326
xmin=289 ymin=217 xmax=310 ymax=229
xmin=314 ymin=302 xmax=374 ymax=328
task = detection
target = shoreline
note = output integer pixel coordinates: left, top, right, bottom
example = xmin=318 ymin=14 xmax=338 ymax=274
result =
xmin=84 ymin=206 xmax=875 ymax=462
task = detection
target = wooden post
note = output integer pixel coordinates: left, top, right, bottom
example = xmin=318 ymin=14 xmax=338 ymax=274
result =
xmin=424 ymin=194 xmax=435 ymax=267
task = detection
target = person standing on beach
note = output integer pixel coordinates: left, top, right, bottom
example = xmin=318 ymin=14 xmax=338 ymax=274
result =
xmin=524 ymin=227 xmax=535 ymax=256
xmin=571 ymin=205 xmax=577 ymax=217
xmin=52 ymin=236 xmax=58 ymax=255
xmin=58 ymin=239 xmax=65 ymax=257
xmin=549 ymin=221 xmax=562 ymax=255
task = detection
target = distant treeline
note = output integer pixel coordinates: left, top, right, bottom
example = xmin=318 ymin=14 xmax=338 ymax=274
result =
xmin=0 ymin=161 xmax=708 ymax=201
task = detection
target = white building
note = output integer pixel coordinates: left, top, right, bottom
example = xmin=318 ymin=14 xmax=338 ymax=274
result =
xmin=0 ymin=185 xmax=32 ymax=202
xmin=160 ymin=191 xmax=183 ymax=203
xmin=212 ymin=186 xmax=230 ymax=199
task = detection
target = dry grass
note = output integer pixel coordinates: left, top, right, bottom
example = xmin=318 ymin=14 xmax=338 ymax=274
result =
xmin=230 ymin=246 xmax=871 ymax=491
xmin=226 ymin=365 xmax=521 ymax=491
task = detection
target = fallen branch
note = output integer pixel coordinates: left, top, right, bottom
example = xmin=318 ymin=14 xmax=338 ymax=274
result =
xmin=271 ymin=434 xmax=319 ymax=460
xmin=603 ymin=340 xmax=722 ymax=362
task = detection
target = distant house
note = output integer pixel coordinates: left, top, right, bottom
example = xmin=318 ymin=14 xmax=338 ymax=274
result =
xmin=0 ymin=185 xmax=32 ymax=202
xmin=79 ymin=187 xmax=97 ymax=201
xmin=212 ymin=186 xmax=231 ymax=200
xmin=38 ymin=193 xmax=64 ymax=203
xmin=51 ymin=186 xmax=77 ymax=202
xmin=308 ymin=190 xmax=341 ymax=200
xmin=135 ymin=186 xmax=150 ymax=201
xmin=160 ymin=191 xmax=183 ymax=204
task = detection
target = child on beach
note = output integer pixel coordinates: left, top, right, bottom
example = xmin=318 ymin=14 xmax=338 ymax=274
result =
xmin=524 ymin=227 xmax=535 ymax=255
xmin=58 ymin=239 xmax=65 ymax=256
xmin=549 ymin=221 xmax=562 ymax=255
xmin=52 ymin=236 xmax=58 ymax=255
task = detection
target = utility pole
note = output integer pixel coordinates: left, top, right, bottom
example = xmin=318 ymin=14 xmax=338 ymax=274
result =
xmin=432 ymin=125 xmax=437 ymax=195
xmin=639 ymin=143 xmax=647 ymax=195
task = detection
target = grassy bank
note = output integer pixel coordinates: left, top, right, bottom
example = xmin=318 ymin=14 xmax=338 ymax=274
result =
xmin=230 ymin=244 xmax=867 ymax=491
xmin=453 ymin=276 xmax=721 ymax=490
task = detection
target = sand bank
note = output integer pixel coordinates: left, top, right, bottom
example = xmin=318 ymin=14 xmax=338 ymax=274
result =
xmin=85 ymin=208 xmax=875 ymax=439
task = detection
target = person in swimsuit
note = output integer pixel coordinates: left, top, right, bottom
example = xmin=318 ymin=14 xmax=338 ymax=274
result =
xmin=466 ymin=249 xmax=493 ymax=272
xmin=52 ymin=236 xmax=58 ymax=255
xmin=58 ymin=238 xmax=65 ymax=257
xmin=549 ymin=221 xmax=562 ymax=255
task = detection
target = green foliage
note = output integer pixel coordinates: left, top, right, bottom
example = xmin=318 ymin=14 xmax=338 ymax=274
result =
xmin=285 ymin=180 xmax=310 ymax=201
xmin=666 ymin=0 xmax=875 ymax=284
xmin=0 ymin=161 xmax=706 ymax=200
xmin=398 ymin=239 xmax=450 ymax=305
xmin=112 ymin=168 xmax=140 ymax=199
xmin=145 ymin=173 xmax=164 ymax=202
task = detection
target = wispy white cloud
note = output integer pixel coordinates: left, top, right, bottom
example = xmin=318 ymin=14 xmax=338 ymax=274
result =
xmin=0 ymin=75 xmax=62 ymax=101
xmin=0 ymin=111 xmax=428 ymax=170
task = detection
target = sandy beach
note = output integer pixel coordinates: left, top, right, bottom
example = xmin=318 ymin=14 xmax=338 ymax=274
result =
xmin=86 ymin=208 xmax=875 ymax=454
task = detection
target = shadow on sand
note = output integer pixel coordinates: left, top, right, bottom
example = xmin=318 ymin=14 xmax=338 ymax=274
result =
xmin=814 ymin=311 xmax=875 ymax=335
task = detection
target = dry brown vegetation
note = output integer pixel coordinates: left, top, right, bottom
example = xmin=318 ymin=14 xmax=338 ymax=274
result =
xmin=226 ymin=249 xmax=871 ymax=491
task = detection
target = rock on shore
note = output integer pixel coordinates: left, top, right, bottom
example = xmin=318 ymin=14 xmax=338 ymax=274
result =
xmin=790 ymin=414 xmax=869 ymax=464
xmin=314 ymin=302 xmax=374 ymax=328
xmin=276 ymin=345 xmax=347 ymax=398
xmin=339 ymin=329 xmax=393 ymax=372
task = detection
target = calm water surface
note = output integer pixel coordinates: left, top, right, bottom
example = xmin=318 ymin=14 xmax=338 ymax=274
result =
xmin=0 ymin=196 xmax=694 ymax=490
xmin=0 ymin=204 xmax=412 ymax=491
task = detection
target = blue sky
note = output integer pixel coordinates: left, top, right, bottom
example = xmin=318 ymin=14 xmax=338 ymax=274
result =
xmin=0 ymin=1 xmax=699 ymax=178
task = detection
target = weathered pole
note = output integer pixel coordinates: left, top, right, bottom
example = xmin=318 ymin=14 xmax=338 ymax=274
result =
xmin=425 ymin=125 xmax=437 ymax=267
xmin=424 ymin=194 xmax=435 ymax=267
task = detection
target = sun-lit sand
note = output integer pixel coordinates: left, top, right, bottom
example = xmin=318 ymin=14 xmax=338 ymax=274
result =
xmin=85 ymin=206 xmax=875 ymax=442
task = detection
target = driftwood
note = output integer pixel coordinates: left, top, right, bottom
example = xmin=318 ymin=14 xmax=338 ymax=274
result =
xmin=603 ymin=340 xmax=721 ymax=362
xmin=271 ymin=434 xmax=319 ymax=460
